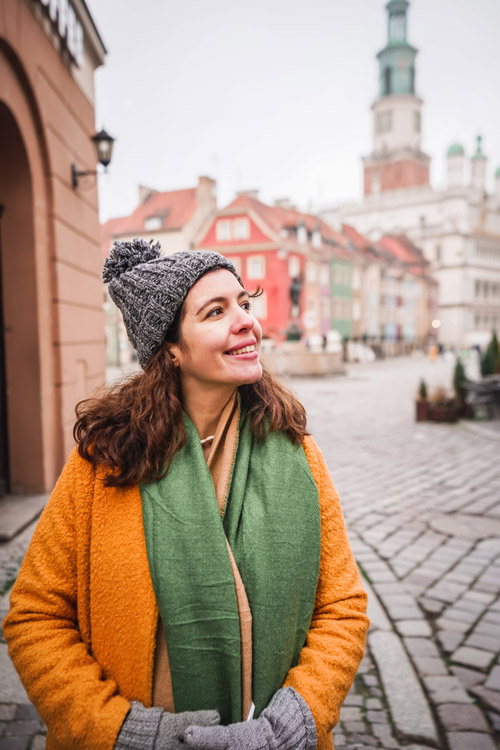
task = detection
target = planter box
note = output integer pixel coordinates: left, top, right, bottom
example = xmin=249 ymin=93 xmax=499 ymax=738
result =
xmin=428 ymin=406 xmax=460 ymax=423
xmin=415 ymin=401 xmax=429 ymax=422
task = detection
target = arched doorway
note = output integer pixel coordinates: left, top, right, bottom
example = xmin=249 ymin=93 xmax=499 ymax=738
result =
xmin=0 ymin=102 xmax=45 ymax=495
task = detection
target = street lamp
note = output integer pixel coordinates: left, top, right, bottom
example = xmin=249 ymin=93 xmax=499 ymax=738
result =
xmin=71 ymin=128 xmax=115 ymax=189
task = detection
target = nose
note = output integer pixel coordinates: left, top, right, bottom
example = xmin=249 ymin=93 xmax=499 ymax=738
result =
xmin=230 ymin=305 xmax=256 ymax=333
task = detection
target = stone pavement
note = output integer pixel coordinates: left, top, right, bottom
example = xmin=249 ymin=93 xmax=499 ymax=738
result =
xmin=292 ymin=354 xmax=500 ymax=750
xmin=0 ymin=354 xmax=499 ymax=749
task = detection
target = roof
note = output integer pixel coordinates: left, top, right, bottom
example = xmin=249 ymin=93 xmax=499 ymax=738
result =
xmin=108 ymin=187 xmax=199 ymax=238
xmin=447 ymin=143 xmax=464 ymax=157
xmin=224 ymin=195 xmax=350 ymax=256
xmin=377 ymin=234 xmax=428 ymax=276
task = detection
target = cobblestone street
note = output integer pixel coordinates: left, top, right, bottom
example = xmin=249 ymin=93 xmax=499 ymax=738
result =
xmin=292 ymin=354 xmax=500 ymax=750
xmin=1 ymin=354 xmax=499 ymax=749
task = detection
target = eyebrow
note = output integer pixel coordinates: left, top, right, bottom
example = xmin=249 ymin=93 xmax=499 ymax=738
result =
xmin=195 ymin=290 xmax=248 ymax=316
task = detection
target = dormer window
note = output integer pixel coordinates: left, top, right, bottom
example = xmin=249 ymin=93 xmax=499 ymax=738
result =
xmin=297 ymin=223 xmax=307 ymax=245
xmin=312 ymin=228 xmax=321 ymax=249
xmin=144 ymin=216 xmax=162 ymax=231
xmin=234 ymin=218 xmax=250 ymax=240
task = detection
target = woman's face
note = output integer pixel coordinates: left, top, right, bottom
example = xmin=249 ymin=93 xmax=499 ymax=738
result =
xmin=169 ymin=269 xmax=262 ymax=395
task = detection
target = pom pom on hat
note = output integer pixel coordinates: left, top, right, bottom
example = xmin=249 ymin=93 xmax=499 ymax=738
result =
xmin=103 ymin=238 xmax=161 ymax=283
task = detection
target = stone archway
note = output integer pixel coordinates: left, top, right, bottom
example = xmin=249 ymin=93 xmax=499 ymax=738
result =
xmin=0 ymin=40 xmax=61 ymax=494
xmin=0 ymin=102 xmax=45 ymax=494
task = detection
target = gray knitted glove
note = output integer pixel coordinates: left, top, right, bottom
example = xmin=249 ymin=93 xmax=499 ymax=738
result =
xmin=183 ymin=687 xmax=317 ymax=750
xmin=115 ymin=701 xmax=221 ymax=749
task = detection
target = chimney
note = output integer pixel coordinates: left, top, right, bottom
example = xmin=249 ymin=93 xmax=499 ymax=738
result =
xmin=196 ymin=175 xmax=217 ymax=205
xmin=236 ymin=189 xmax=259 ymax=200
xmin=138 ymin=185 xmax=158 ymax=204
xmin=274 ymin=198 xmax=296 ymax=210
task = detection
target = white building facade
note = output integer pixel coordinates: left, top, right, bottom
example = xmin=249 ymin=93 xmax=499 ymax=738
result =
xmin=322 ymin=0 xmax=500 ymax=350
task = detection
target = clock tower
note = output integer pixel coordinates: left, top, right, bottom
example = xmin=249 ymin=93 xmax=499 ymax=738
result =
xmin=363 ymin=0 xmax=430 ymax=195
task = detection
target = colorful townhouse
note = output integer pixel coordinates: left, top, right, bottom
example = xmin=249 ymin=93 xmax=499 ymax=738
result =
xmin=376 ymin=234 xmax=436 ymax=348
xmin=339 ymin=224 xmax=382 ymax=341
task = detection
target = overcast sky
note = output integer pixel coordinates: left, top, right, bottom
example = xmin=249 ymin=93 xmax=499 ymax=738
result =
xmin=85 ymin=0 xmax=500 ymax=224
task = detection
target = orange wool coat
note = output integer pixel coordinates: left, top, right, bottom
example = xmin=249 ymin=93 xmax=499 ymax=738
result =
xmin=3 ymin=436 xmax=369 ymax=750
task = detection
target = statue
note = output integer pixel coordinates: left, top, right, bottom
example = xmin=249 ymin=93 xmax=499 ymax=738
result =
xmin=289 ymin=273 xmax=303 ymax=319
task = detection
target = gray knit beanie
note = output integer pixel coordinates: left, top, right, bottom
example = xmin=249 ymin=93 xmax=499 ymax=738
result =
xmin=103 ymin=239 xmax=242 ymax=367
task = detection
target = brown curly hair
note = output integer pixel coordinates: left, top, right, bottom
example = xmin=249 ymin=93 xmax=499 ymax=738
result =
xmin=74 ymin=306 xmax=308 ymax=487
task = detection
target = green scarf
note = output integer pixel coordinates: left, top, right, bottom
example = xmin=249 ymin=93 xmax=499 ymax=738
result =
xmin=140 ymin=408 xmax=321 ymax=725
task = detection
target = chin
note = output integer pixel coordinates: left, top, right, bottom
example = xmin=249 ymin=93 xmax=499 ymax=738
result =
xmin=231 ymin=363 xmax=263 ymax=387
xmin=243 ymin=364 xmax=263 ymax=385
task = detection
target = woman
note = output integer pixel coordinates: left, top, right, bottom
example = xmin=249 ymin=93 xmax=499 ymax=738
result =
xmin=4 ymin=240 xmax=369 ymax=750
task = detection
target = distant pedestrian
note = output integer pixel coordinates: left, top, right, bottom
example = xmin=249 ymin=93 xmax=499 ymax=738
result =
xmin=4 ymin=240 xmax=368 ymax=750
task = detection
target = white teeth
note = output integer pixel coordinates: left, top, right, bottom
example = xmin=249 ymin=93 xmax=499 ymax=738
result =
xmin=227 ymin=344 xmax=256 ymax=355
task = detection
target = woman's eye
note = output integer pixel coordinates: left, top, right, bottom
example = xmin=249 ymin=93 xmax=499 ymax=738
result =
xmin=241 ymin=301 xmax=251 ymax=312
xmin=207 ymin=307 xmax=223 ymax=318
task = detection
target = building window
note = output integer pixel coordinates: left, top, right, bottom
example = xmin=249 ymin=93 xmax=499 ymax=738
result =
xmin=144 ymin=216 xmax=162 ymax=231
xmin=306 ymin=262 xmax=317 ymax=284
xmin=251 ymin=291 xmax=267 ymax=320
xmin=297 ymin=224 xmax=307 ymax=244
xmin=234 ymin=218 xmax=250 ymax=240
xmin=216 ymin=220 xmax=231 ymax=241
xmin=475 ymin=280 xmax=481 ymax=297
xmin=410 ymin=66 xmax=415 ymax=95
xmin=390 ymin=14 xmax=405 ymax=42
xmin=435 ymin=245 xmax=441 ymax=263
xmin=226 ymin=256 xmax=242 ymax=276
xmin=384 ymin=67 xmax=392 ymax=96
xmin=289 ymin=256 xmax=300 ymax=278
xmin=414 ymin=111 xmax=421 ymax=132
xmin=247 ymin=255 xmax=265 ymax=280
xmin=320 ymin=264 xmax=330 ymax=286
xmin=376 ymin=111 xmax=392 ymax=133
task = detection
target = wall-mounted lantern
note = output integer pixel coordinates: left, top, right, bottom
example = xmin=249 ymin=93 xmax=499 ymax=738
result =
xmin=71 ymin=128 xmax=115 ymax=189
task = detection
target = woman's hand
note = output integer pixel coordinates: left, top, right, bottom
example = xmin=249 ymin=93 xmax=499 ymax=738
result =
xmin=115 ymin=702 xmax=221 ymax=749
xmin=183 ymin=688 xmax=316 ymax=750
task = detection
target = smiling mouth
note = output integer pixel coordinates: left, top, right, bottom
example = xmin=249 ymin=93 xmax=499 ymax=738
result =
xmin=225 ymin=344 xmax=257 ymax=356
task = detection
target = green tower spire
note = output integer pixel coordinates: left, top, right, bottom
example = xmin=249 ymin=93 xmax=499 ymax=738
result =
xmin=377 ymin=0 xmax=418 ymax=97
xmin=472 ymin=134 xmax=484 ymax=160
